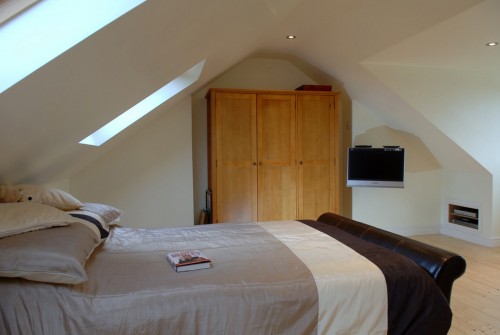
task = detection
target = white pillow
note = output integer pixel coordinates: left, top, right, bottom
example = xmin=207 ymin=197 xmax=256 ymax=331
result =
xmin=0 ymin=202 xmax=72 ymax=238
xmin=80 ymin=202 xmax=124 ymax=226
xmin=17 ymin=185 xmax=83 ymax=210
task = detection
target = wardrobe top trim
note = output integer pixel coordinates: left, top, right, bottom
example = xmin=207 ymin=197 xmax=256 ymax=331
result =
xmin=206 ymin=88 xmax=341 ymax=98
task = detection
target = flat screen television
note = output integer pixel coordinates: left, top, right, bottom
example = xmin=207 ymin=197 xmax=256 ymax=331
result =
xmin=347 ymin=147 xmax=405 ymax=188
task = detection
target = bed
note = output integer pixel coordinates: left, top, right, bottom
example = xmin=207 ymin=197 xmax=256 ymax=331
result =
xmin=0 ymin=189 xmax=466 ymax=335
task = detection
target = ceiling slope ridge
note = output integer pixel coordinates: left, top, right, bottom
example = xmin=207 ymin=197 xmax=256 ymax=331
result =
xmin=361 ymin=61 xmax=496 ymax=174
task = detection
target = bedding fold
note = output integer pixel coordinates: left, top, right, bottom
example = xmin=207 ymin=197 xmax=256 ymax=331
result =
xmin=0 ymin=220 xmax=452 ymax=335
xmin=258 ymin=220 xmax=388 ymax=335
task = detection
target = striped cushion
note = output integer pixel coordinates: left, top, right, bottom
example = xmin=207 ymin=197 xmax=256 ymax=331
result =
xmin=68 ymin=203 xmax=123 ymax=239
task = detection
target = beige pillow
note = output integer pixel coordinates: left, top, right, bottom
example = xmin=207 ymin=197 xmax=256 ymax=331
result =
xmin=17 ymin=185 xmax=82 ymax=210
xmin=68 ymin=203 xmax=124 ymax=239
xmin=0 ymin=202 xmax=72 ymax=238
xmin=0 ymin=223 xmax=100 ymax=284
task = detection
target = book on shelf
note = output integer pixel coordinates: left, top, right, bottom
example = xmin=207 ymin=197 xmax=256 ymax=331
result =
xmin=453 ymin=209 xmax=477 ymax=218
xmin=167 ymin=250 xmax=211 ymax=272
xmin=451 ymin=218 xmax=478 ymax=229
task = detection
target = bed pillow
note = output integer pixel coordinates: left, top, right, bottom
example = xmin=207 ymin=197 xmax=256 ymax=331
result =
xmin=80 ymin=203 xmax=124 ymax=226
xmin=0 ymin=202 xmax=72 ymax=238
xmin=68 ymin=203 xmax=124 ymax=239
xmin=0 ymin=223 xmax=100 ymax=284
xmin=17 ymin=185 xmax=83 ymax=210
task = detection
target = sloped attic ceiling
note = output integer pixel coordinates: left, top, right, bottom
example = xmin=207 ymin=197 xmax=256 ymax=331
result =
xmin=0 ymin=0 xmax=495 ymax=184
xmin=361 ymin=0 xmax=500 ymax=173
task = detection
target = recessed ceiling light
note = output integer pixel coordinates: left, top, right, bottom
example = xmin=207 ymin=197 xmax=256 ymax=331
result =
xmin=286 ymin=35 xmax=296 ymax=39
xmin=486 ymin=41 xmax=498 ymax=46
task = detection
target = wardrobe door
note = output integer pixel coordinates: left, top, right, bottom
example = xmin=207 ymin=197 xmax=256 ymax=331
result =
xmin=257 ymin=94 xmax=297 ymax=221
xmin=214 ymin=92 xmax=257 ymax=223
xmin=297 ymin=94 xmax=338 ymax=220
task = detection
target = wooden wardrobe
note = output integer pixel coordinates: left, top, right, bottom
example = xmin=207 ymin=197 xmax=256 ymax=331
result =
xmin=206 ymin=88 xmax=351 ymax=223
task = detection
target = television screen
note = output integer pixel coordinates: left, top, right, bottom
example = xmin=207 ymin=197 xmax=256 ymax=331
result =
xmin=347 ymin=147 xmax=405 ymax=188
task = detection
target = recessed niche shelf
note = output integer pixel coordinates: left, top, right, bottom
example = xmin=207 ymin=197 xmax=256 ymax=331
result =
xmin=448 ymin=204 xmax=479 ymax=229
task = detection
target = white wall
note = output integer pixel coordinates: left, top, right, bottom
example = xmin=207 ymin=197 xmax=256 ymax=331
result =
xmin=362 ymin=37 xmax=500 ymax=244
xmin=352 ymin=100 xmax=499 ymax=245
xmin=493 ymin=176 xmax=500 ymax=238
xmin=66 ymin=55 xmax=497 ymax=243
xmin=70 ymin=98 xmax=194 ymax=228
xmin=192 ymin=57 xmax=447 ymax=235
xmin=351 ymin=101 xmax=442 ymax=234
xmin=440 ymin=170 xmax=497 ymax=246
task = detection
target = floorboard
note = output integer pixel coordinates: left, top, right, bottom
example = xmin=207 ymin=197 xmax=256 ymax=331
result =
xmin=411 ymin=234 xmax=500 ymax=335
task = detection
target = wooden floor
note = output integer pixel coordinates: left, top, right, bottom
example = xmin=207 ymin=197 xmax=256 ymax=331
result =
xmin=411 ymin=234 xmax=500 ymax=335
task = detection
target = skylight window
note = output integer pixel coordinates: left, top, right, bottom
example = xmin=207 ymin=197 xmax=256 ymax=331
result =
xmin=0 ymin=0 xmax=145 ymax=94
xmin=79 ymin=60 xmax=206 ymax=147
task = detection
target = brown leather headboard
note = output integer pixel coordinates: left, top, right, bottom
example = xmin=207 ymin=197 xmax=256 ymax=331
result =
xmin=316 ymin=212 xmax=467 ymax=303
